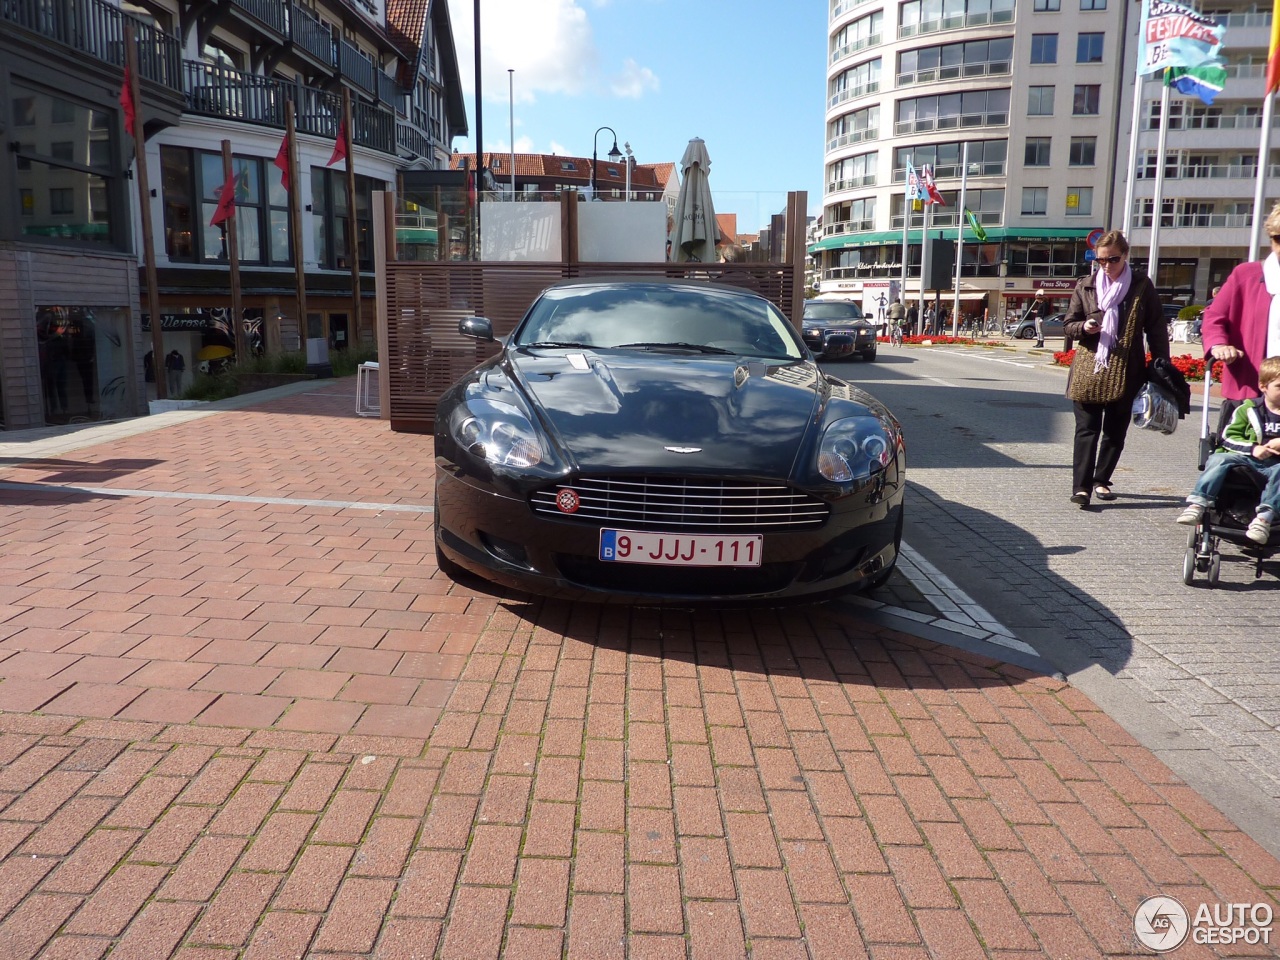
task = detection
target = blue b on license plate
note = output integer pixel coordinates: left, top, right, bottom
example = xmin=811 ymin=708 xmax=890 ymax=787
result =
xmin=599 ymin=529 xmax=762 ymax=567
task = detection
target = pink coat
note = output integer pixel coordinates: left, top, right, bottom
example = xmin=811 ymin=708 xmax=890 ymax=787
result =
xmin=1200 ymin=261 xmax=1268 ymax=400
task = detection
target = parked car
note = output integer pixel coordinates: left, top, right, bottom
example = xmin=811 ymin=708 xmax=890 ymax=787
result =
xmin=434 ymin=279 xmax=906 ymax=604
xmin=802 ymin=299 xmax=878 ymax=361
xmin=1005 ymin=312 xmax=1066 ymax=340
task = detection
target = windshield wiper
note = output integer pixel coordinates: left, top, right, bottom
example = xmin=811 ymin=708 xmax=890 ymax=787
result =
xmin=520 ymin=340 xmax=595 ymax=349
xmin=615 ymin=342 xmax=734 ymax=354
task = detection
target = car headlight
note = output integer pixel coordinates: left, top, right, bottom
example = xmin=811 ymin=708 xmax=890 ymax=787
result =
xmin=450 ymin=398 xmax=545 ymax=468
xmin=817 ymin=416 xmax=895 ymax=483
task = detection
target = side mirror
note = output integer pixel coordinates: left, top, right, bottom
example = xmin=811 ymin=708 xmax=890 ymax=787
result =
xmin=458 ymin=316 xmax=495 ymax=341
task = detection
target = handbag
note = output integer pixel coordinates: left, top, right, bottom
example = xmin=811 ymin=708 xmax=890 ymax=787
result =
xmin=1131 ymin=380 xmax=1179 ymax=434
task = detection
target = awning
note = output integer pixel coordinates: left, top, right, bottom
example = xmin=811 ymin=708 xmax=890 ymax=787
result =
xmin=809 ymin=226 xmax=1095 ymax=254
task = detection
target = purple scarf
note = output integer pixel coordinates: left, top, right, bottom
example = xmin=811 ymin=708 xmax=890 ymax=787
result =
xmin=1094 ymin=263 xmax=1132 ymax=373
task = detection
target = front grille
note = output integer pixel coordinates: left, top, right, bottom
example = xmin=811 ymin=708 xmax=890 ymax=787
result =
xmin=531 ymin=477 xmax=829 ymax=531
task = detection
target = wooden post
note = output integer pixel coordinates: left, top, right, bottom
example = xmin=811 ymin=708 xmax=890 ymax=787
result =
xmin=125 ymin=25 xmax=166 ymax=399
xmin=374 ymin=191 xmax=393 ymax=419
xmin=221 ymin=140 xmax=247 ymax=361
xmin=786 ymin=191 xmax=806 ymax=330
xmin=286 ymin=100 xmax=308 ymax=348
xmin=342 ymin=88 xmax=361 ymax=347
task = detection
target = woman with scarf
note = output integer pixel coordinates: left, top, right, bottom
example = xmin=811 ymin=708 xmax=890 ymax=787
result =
xmin=1063 ymin=230 xmax=1169 ymax=507
xmin=1199 ymin=203 xmax=1280 ymax=433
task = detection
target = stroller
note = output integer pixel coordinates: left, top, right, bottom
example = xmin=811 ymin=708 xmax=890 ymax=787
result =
xmin=1182 ymin=373 xmax=1280 ymax=586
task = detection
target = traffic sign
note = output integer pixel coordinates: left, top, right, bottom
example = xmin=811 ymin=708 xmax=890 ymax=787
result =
xmin=1086 ymin=228 xmax=1104 ymax=250
xmin=1084 ymin=250 xmax=1096 ymax=261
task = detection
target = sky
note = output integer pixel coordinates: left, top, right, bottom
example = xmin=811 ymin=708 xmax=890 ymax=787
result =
xmin=442 ymin=0 xmax=829 ymax=235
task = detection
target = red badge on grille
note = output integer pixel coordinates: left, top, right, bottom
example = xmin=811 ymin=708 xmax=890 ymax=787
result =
xmin=556 ymin=488 xmax=580 ymax=514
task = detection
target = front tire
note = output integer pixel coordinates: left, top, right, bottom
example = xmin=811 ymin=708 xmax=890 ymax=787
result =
xmin=1020 ymin=327 xmax=1036 ymax=340
xmin=861 ymin=349 xmax=877 ymax=362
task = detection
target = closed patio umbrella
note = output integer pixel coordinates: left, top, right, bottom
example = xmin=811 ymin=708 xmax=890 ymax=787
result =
xmin=671 ymin=138 xmax=720 ymax=263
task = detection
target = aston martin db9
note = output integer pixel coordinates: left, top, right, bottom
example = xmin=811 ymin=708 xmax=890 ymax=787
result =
xmin=433 ymin=279 xmax=905 ymax=604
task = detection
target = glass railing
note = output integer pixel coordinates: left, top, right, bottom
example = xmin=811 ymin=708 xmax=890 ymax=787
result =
xmin=1135 ymin=163 xmax=1280 ymax=179
xmin=831 ymin=0 xmax=877 ymax=21
xmin=823 ymin=217 xmax=876 ymax=236
xmin=829 ymin=81 xmax=880 ymax=108
xmin=1131 ymin=213 xmax=1252 ymax=228
xmin=826 ymin=174 xmax=877 ymax=193
xmin=894 ymin=111 xmax=1007 ymax=135
xmin=896 ymin=60 xmax=1011 ymax=87
xmin=827 ymin=127 xmax=879 ymax=151
xmin=898 ymin=8 xmax=1013 ymax=39
xmin=831 ymin=33 xmax=881 ymax=63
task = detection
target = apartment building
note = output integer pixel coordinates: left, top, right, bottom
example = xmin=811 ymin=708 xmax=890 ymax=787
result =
xmin=815 ymin=0 xmax=1129 ymax=324
xmin=0 ymin=0 xmax=466 ymax=429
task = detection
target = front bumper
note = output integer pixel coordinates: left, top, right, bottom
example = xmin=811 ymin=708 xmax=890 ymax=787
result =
xmin=802 ymin=327 xmax=876 ymax=358
xmin=434 ymin=468 xmax=905 ymax=605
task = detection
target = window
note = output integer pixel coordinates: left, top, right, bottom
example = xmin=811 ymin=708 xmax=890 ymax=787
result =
xmin=160 ymin=146 xmax=290 ymax=265
xmin=1028 ymin=86 xmax=1055 ymax=115
xmin=9 ymin=84 xmax=120 ymax=248
xmin=1022 ymin=187 xmax=1048 ymax=216
xmin=1076 ymin=33 xmax=1103 ymax=64
xmin=1034 ymin=0 xmax=1060 ymax=9
xmin=1031 ymin=35 xmax=1057 ymax=64
xmin=1065 ymin=187 xmax=1092 ymax=216
xmin=1025 ymin=138 xmax=1051 ymax=166
xmin=1069 ymin=136 xmax=1096 ymax=166
xmin=1073 ymin=84 xmax=1101 ymax=115
xmin=49 ymin=188 xmax=74 ymax=215
xmin=312 ymin=168 xmax=383 ymax=270
xmin=1081 ymin=0 xmax=1106 ymax=8
xmin=560 ymin=161 xmax=576 ymax=171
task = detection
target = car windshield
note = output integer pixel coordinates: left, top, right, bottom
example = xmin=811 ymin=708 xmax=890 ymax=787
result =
xmin=803 ymin=302 xmax=864 ymax=322
xmin=513 ymin=284 xmax=805 ymax=360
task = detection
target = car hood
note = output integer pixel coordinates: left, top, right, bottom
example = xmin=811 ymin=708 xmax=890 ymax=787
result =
xmin=509 ymin=349 xmax=824 ymax=476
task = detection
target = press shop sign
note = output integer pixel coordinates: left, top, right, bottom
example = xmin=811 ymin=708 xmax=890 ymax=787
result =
xmin=1134 ymin=896 xmax=1273 ymax=951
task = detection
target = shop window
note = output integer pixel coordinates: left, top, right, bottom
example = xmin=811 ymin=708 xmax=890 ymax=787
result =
xmin=312 ymin=167 xmax=382 ymax=270
xmin=36 ymin=306 xmax=129 ymax=423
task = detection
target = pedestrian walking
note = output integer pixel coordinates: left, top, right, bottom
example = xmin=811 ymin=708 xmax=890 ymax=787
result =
xmin=165 ymin=349 xmax=185 ymax=398
xmin=1062 ymin=230 xmax=1169 ymax=507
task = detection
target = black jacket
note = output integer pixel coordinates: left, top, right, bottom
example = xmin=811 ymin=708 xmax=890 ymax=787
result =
xmin=1148 ymin=356 xmax=1192 ymax=418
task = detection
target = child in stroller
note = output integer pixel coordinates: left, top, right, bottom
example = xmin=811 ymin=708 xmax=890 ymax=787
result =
xmin=1176 ymin=357 xmax=1280 ymax=584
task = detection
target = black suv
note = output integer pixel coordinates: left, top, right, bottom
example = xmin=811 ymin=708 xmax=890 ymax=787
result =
xmin=801 ymin=300 xmax=878 ymax=361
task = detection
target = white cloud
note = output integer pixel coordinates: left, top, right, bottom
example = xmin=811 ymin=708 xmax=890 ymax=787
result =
xmin=610 ymin=58 xmax=658 ymax=98
xmin=446 ymin=0 xmax=656 ymax=104
xmin=548 ymin=140 xmax=570 ymax=156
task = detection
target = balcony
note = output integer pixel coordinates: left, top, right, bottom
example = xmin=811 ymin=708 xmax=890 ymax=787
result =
xmin=1 ymin=0 xmax=181 ymax=90
xmin=831 ymin=33 xmax=880 ymax=64
xmin=228 ymin=0 xmax=285 ymax=35
xmin=338 ymin=37 xmax=377 ymax=98
xmin=896 ymin=60 xmax=1011 ymax=88
xmin=827 ymin=127 xmax=879 ymax=151
xmin=829 ymin=81 xmax=880 ymax=109
xmin=288 ymin=3 xmax=337 ymax=68
xmin=182 ymin=60 xmax=396 ymax=156
xmin=894 ymin=111 xmax=1008 ymax=135
xmin=397 ymin=122 xmax=431 ymax=159
xmin=898 ymin=8 xmax=1014 ymax=39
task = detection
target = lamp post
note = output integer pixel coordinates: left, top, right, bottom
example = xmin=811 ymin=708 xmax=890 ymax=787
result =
xmin=591 ymin=125 xmax=621 ymax=200
xmin=624 ymin=141 xmax=633 ymax=202
xmin=508 ymin=69 xmax=516 ymax=199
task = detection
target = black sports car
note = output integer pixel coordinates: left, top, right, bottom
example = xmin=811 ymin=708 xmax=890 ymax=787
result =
xmin=433 ymin=279 xmax=905 ymax=604
xmin=801 ymin=299 xmax=878 ymax=361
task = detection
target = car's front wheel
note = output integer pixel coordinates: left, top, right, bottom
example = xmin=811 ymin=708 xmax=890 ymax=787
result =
xmin=1020 ymin=327 xmax=1036 ymax=340
xmin=861 ymin=348 xmax=876 ymax=361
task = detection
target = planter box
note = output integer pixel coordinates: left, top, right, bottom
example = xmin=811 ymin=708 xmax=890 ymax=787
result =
xmin=234 ymin=373 xmax=316 ymax=395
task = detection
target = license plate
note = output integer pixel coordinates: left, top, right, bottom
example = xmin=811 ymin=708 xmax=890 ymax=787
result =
xmin=599 ymin=529 xmax=762 ymax=567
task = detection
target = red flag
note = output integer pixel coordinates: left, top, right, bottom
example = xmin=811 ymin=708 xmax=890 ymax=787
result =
xmin=922 ymin=164 xmax=946 ymax=205
xmin=274 ymin=132 xmax=290 ymax=192
xmin=119 ymin=65 xmax=136 ymax=139
xmin=210 ymin=170 xmax=236 ymax=226
xmin=327 ymin=119 xmax=348 ymax=167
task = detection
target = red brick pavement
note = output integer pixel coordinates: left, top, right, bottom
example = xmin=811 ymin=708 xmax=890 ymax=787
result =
xmin=0 ymin=380 xmax=1276 ymax=958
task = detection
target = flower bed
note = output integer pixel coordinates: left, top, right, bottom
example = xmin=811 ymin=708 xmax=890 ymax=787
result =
xmin=1051 ymin=348 xmax=1223 ymax=382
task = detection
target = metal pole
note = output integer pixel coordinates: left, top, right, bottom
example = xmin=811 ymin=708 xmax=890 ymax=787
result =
xmin=221 ymin=140 xmax=247 ymax=362
xmin=1249 ymin=92 xmax=1276 ymax=262
xmin=952 ymin=141 xmax=969 ymax=338
xmin=508 ymin=68 xmax=515 ymax=199
xmin=342 ymin=88 xmax=361 ymax=347
xmin=1148 ymin=81 xmax=1171 ymax=286
xmin=125 ymin=26 xmax=167 ymax=399
xmin=624 ymin=142 xmax=633 ymax=202
xmin=920 ymin=194 xmax=932 ymax=331
xmin=286 ymin=100 xmax=307 ymax=343
xmin=472 ymin=0 xmax=482 ymax=253
xmin=1121 ymin=47 xmax=1145 ymax=238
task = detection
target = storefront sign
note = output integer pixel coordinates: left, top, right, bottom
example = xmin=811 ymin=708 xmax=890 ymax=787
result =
xmin=141 ymin=313 xmax=212 ymax=331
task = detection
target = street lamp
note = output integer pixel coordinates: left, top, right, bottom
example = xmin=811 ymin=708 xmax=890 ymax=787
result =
xmin=591 ymin=125 xmax=622 ymax=200
xmin=623 ymin=141 xmax=633 ymax=202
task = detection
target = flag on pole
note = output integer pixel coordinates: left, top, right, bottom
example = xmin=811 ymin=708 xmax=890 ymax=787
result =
xmin=905 ymin=160 xmax=922 ymax=201
xmin=210 ymin=169 xmax=237 ymax=226
xmin=274 ymin=132 xmax=290 ymax=192
xmin=1165 ymin=62 xmax=1227 ymax=105
xmin=922 ymin=164 xmax=945 ymax=205
xmin=964 ymin=208 xmax=987 ymax=242
xmin=119 ymin=65 xmax=137 ymax=139
xmin=1268 ymin=0 xmax=1280 ymax=94
xmin=1137 ymin=0 xmax=1225 ymax=76
xmin=327 ymin=119 xmax=348 ymax=167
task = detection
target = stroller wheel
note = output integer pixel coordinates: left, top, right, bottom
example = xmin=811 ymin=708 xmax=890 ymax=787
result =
xmin=1207 ymin=552 xmax=1221 ymax=586
xmin=1182 ymin=547 xmax=1197 ymax=585
xmin=1186 ymin=526 xmax=1198 ymax=549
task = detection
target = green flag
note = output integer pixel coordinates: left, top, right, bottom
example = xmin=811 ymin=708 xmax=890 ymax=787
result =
xmin=964 ymin=208 xmax=988 ymax=242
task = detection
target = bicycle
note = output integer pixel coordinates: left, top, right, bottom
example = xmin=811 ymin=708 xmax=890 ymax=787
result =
xmin=890 ymin=322 xmax=904 ymax=347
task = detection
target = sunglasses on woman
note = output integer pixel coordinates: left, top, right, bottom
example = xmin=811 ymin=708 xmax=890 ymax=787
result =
xmin=1095 ymin=255 xmax=1124 ymax=265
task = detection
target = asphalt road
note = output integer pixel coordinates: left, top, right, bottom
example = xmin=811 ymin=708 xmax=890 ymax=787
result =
xmin=823 ymin=342 xmax=1280 ymax=856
